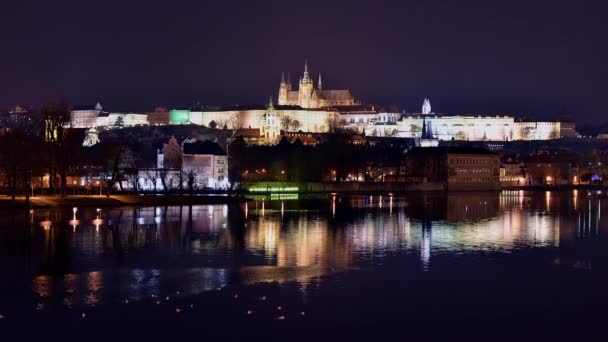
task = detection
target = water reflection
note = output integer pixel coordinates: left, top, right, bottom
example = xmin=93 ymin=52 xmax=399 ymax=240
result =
xmin=1 ymin=191 xmax=606 ymax=312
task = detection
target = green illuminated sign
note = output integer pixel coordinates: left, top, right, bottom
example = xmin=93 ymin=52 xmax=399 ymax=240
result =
xmin=249 ymin=186 xmax=299 ymax=192
xmin=170 ymin=110 xmax=190 ymax=124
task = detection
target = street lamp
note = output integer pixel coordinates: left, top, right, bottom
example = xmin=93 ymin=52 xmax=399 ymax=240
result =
xmin=96 ymin=180 xmax=101 ymax=196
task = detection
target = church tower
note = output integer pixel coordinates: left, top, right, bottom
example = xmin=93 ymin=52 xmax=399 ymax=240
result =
xmin=298 ymin=60 xmax=314 ymax=108
xmin=278 ymin=72 xmax=288 ymax=105
xmin=318 ymin=73 xmax=322 ymax=91
xmin=422 ymin=97 xmax=432 ymax=115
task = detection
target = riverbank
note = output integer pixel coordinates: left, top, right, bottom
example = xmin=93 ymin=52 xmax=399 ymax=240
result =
xmin=503 ymin=184 xmax=608 ymax=191
xmin=0 ymin=194 xmax=245 ymax=209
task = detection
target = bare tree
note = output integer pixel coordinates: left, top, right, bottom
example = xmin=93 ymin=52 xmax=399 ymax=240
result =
xmin=144 ymin=169 xmax=158 ymax=193
xmin=228 ymin=112 xmax=245 ymax=132
xmin=102 ymin=142 xmax=135 ymax=196
xmin=42 ymin=100 xmax=81 ymax=198
xmin=184 ymin=168 xmax=198 ymax=196
xmin=292 ymin=119 xmax=302 ymax=131
xmin=158 ymin=167 xmax=170 ymax=193
xmin=280 ymin=116 xmax=293 ymax=131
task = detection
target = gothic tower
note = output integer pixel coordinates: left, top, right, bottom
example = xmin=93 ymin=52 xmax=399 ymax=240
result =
xmin=278 ymin=72 xmax=288 ymax=105
xmin=422 ymin=97 xmax=432 ymax=115
xmin=318 ymin=73 xmax=322 ymax=91
xmin=298 ymin=60 xmax=314 ymax=108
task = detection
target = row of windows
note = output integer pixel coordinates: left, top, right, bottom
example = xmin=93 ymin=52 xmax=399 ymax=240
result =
xmin=454 ymin=168 xmax=493 ymax=173
xmin=450 ymin=158 xmax=496 ymax=166
xmin=449 ymin=176 xmax=497 ymax=182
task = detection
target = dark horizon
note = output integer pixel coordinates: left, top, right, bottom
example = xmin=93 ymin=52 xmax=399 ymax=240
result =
xmin=1 ymin=0 xmax=606 ymax=122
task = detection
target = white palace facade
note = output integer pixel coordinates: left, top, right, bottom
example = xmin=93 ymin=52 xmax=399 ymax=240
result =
xmin=69 ymin=63 xmax=575 ymax=143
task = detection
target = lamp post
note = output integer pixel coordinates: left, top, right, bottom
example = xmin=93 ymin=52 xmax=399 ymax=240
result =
xmin=96 ymin=180 xmax=101 ymax=196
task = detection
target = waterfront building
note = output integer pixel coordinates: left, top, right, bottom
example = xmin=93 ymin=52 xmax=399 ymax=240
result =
xmin=278 ymin=61 xmax=357 ymax=108
xmin=407 ymin=146 xmax=501 ymax=190
xmin=500 ymin=160 xmax=526 ymax=186
xmin=182 ymin=139 xmax=229 ymax=189
xmin=521 ymin=156 xmax=577 ymax=186
xmin=151 ymin=137 xmax=228 ymax=190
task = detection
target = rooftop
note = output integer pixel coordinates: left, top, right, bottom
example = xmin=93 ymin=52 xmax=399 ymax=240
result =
xmin=182 ymin=140 xmax=226 ymax=156
xmin=408 ymin=146 xmax=498 ymax=156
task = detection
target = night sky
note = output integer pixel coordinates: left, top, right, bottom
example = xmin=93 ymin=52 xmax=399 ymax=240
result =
xmin=1 ymin=0 xmax=606 ymax=122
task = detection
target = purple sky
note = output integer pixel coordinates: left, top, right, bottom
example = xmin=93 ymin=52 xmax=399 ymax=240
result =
xmin=1 ymin=0 xmax=606 ymax=122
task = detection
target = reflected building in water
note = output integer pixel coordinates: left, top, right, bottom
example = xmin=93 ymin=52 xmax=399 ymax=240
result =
xmin=11 ymin=191 xmax=607 ymax=311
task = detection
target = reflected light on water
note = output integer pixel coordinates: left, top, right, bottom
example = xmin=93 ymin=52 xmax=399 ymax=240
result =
xmin=15 ymin=191 xmax=606 ymax=311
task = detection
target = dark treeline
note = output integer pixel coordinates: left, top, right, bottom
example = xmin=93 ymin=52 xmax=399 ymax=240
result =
xmin=228 ymin=135 xmax=408 ymax=183
xmin=0 ymin=100 xmax=85 ymax=201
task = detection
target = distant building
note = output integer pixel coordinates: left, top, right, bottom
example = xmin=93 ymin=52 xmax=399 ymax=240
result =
xmin=559 ymin=121 xmax=577 ymax=138
xmin=70 ymin=103 xmax=102 ymax=128
xmin=147 ymin=107 xmax=170 ymax=125
xmin=230 ymin=128 xmax=262 ymax=145
xmin=96 ymin=112 xmax=148 ymax=127
xmin=5 ymin=105 xmax=33 ymax=127
xmin=82 ymin=127 xmax=100 ymax=147
xmin=278 ymin=61 xmax=357 ymax=109
xmin=407 ymin=146 xmax=501 ymax=190
xmin=260 ymin=99 xmax=281 ymax=143
xmin=421 ymin=97 xmax=432 ymax=115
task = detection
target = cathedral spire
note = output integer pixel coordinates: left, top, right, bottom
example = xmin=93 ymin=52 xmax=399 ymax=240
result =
xmin=267 ymin=96 xmax=274 ymax=110
xmin=302 ymin=59 xmax=310 ymax=83
xmin=281 ymin=72 xmax=285 ymax=84
xmin=422 ymin=97 xmax=432 ymax=115
xmin=318 ymin=73 xmax=322 ymax=91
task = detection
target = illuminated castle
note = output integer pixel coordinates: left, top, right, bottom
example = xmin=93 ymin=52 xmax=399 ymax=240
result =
xmin=278 ymin=61 xmax=357 ymax=109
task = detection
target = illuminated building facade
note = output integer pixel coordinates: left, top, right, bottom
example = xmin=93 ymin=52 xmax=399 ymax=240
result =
xmin=182 ymin=139 xmax=228 ymax=189
xmin=95 ymin=112 xmax=148 ymax=127
xmin=151 ymin=137 xmax=228 ymax=190
xmin=278 ymin=61 xmax=357 ymax=108
xmin=147 ymin=107 xmax=170 ymax=125
xmin=407 ymin=146 xmax=501 ymax=190
xmin=70 ymin=103 xmax=102 ymax=128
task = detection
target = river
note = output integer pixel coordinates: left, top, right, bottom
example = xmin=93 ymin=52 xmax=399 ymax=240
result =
xmin=0 ymin=191 xmax=606 ymax=340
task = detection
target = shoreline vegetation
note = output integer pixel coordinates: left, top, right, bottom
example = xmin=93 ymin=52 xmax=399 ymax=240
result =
xmin=2 ymin=184 xmax=607 ymax=209
xmin=0 ymin=194 xmax=246 ymax=210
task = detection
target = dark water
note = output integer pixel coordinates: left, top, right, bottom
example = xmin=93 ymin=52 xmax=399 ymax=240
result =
xmin=1 ymin=191 xmax=607 ymax=340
